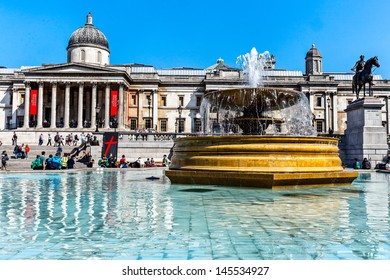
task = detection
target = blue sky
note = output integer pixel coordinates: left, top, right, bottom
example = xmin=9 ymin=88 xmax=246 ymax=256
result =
xmin=1 ymin=0 xmax=390 ymax=78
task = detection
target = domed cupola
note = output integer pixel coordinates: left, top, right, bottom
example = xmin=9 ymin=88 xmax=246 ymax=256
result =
xmin=67 ymin=13 xmax=110 ymax=65
xmin=305 ymin=44 xmax=322 ymax=75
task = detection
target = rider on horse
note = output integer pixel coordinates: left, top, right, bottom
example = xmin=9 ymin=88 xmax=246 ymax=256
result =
xmin=352 ymin=55 xmax=380 ymax=99
xmin=351 ymin=55 xmax=365 ymax=73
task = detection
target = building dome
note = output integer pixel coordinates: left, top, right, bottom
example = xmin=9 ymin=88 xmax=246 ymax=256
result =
xmin=67 ymin=13 xmax=110 ymax=65
xmin=67 ymin=13 xmax=109 ymax=51
xmin=305 ymin=44 xmax=322 ymax=59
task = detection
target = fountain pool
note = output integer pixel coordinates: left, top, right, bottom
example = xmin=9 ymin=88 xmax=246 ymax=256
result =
xmin=0 ymin=169 xmax=389 ymax=260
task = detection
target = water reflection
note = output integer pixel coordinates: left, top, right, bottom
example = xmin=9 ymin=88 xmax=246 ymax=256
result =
xmin=0 ymin=171 xmax=389 ymax=260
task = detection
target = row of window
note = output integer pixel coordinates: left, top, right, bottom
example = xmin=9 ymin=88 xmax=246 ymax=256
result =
xmin=130 ymin=95 xmax=202 ymax=107
xmin=67 ymin=50 xmax=103 ymax=63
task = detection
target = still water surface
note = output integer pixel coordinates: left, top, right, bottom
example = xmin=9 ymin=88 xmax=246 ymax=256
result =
xmin=0 ymin=170 xmax=389 ymax=260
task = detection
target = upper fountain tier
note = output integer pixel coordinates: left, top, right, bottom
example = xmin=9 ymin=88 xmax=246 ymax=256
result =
xmin=204 ymin=87 xmax=299 ymax=110
xmin=200 ymin=48 xmax=316 ymax=136
xmin=202 ymin=87 xmax=316 ymax=136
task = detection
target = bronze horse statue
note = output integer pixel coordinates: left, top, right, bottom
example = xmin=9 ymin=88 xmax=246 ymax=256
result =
xmin=352 ymin=56 xmax=380 ymax=99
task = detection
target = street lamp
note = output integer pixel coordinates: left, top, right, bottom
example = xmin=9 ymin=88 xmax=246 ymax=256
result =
xmin=95 ymin=104 xmax=101 ymax=132
xmin=177 ymin=105 xmax=183 ymax=133
xmin=327 ymin=97 xmax=332 ymax=134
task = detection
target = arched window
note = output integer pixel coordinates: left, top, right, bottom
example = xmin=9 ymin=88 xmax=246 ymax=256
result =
xmin=97 ymin=51 xmax=102 ymax=63
xmin=81 ymin=49 xmax=86 ymax=62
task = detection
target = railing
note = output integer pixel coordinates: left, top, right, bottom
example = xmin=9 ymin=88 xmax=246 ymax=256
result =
xmin=119 ymin=132 xmax=197 ymax=142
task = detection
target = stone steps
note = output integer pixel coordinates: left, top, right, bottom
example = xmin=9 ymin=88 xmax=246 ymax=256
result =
xmin=1 ymin=144 xmax=85 ymax=171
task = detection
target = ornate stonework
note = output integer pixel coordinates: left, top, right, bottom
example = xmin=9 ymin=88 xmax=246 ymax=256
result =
xmin=67 ymin=13 xmax=109 ymax=51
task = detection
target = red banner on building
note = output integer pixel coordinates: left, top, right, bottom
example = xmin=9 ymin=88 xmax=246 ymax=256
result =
xmin=30 ymin=89 xmax=38 ymax=115
xmin=110 ymin=90 xmax=118 ymax=116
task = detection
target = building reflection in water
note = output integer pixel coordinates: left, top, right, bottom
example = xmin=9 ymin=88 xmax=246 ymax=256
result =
xmin=0 ymin=171 xmax=389 ymax=259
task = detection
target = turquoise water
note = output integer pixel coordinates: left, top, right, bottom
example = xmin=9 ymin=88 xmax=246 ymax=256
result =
xmin=0 ymin=170 xmax=389 ymax=260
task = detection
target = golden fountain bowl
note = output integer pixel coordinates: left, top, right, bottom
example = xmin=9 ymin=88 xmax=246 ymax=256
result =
xmin=165 ymin=135 xmax=358 ymax=188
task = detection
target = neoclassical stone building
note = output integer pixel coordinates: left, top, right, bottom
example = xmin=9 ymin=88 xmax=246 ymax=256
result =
xmin=1 ymin=13 xmax=390 ymax=136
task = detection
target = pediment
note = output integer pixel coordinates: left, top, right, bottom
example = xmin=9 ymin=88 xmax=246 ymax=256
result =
xmin=23 ymin=63 xmax=122 ymax=75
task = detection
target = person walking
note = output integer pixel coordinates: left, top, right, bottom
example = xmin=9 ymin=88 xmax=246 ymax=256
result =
xmin=39 ymin=134 xmax=44 ymax=145
xmin=12 ymin=132 xmax=17 ymax=146
xmin=47 ymin=134 xmax=52 ymax=146
xmin=25 ymin=144 xmax=30 ymax=159
xmin=1 ymin=153 xmax=9 ymax=170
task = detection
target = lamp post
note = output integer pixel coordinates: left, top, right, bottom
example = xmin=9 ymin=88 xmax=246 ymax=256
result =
xmin=95 ymin=104 xmax=101 ymax=132
xmin=147 ymin=95 xmax=151 ymax=131
xmin=327 ymin=97 xmax=332 ymax=134
xmin=177 ymin=105 xmax=183 ymax=133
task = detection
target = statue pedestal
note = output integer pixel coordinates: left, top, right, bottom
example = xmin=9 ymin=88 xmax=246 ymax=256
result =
xmin=344 ymin=97 xmax=388 ymax=167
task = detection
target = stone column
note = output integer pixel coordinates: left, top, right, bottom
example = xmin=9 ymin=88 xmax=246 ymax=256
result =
xmin=91 ymin=82 xmax=97 ymax=129
xmin=385 ymin=96 xmax=390 ymax=135
xmin=137 ymin=89 xmax=143 ymax=129
xmin=85 ymin=88 xmax=91 ymax=124
xmin=152 ymin=89 xmax=158 ymax=130
xmin=64 ymin=82 xmax=70 ymax=128
xmin=309 ymin=92 xmax=314 ymax=113
xmin=23 ymin=82 xmax=30 ymax=129
xmin=77 ymin=82 xmax=84 ymax=129
xmin=325 ymin=92 xmax=329 ymax=133
xmin=36 ymin=82 xmax=44 ymax=128
xmin=332 ymin=93 xmax=338 ymax=133
xmin=104 ymin=83 xmax=110 ymax=129
xmin=11 ymin=87 xmax=18 ymax=128
xmin=118 ymin=83 xmax=124 ymax=129
xmin=50 ymin=82 xmax=57 ymax=129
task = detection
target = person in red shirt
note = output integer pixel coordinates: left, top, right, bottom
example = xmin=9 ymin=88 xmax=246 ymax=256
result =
xmin=25 ymin=144 xmax=30 ymax=159
xmin=119 ymin=155 xmax=127 ymax=168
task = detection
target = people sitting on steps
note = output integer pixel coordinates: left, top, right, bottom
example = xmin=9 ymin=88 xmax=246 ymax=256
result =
xmin=31 ymin=155 xmax=43 ymax=170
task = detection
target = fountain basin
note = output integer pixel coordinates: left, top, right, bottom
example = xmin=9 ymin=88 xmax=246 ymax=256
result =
xmin=165 ymin=136 xmax=358 ymax=188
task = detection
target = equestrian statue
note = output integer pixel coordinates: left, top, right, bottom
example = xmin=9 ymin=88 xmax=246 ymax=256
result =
xmin=352 ymin=55 xmax=380 ymax=99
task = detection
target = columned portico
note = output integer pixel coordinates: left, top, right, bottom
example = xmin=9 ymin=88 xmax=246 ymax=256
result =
xmin=20 ymin=64 xmax=130 ymax=131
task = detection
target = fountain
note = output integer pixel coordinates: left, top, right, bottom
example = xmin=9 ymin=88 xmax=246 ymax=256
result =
xmin=165 ymin=48 xmax=358 ymax=188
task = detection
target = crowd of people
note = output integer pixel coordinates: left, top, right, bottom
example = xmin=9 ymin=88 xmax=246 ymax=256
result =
xmin=30 ymin=151 xmax=94 ymax=170
xmin=40 ymin=132 xmax=97 ymax=147
xmin=353 ymin=158 xmax=372 ymax=169
xmin=2 ymin=131 xmax=171 ymax=172
xmin=13 ymin=143 xmax=30 ymax=159
xmin=97 ymin=154 xmax=171 ymax=169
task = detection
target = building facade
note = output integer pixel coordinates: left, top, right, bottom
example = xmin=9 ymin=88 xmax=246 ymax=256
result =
xmin=1 ymin=14 xmax=390 ymax=136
